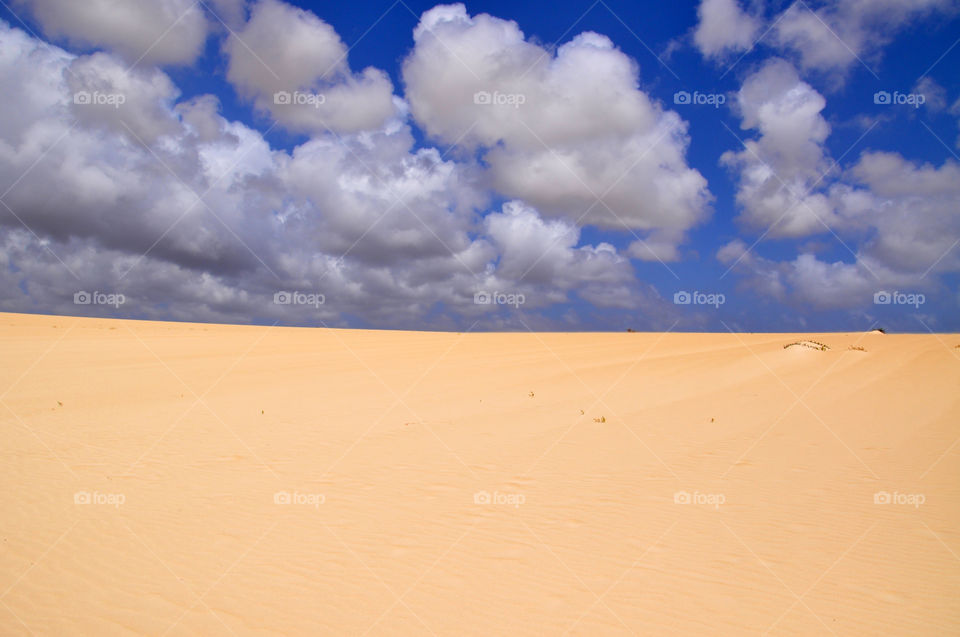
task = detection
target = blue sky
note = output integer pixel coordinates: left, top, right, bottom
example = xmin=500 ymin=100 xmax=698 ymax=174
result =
xmin=0 ymin=0 xmax=958 ymax=332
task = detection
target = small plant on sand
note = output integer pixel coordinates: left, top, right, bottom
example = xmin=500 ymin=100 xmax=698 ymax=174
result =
xmin=593 ymin=416 xmax=606 ymax=423
xmin=784 ymin=340 xmax=830 ymax=351
xmin=848 ymin=345 xmax=866 ymax=352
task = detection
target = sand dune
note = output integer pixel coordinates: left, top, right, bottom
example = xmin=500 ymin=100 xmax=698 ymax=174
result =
xmin=1 ymin=312 xmax=958 ymax=635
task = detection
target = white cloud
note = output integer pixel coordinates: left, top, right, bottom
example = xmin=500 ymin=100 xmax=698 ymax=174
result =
xmin=720 ymin=140 xmax=960 ymax=311
xmin=692 ymin=0 xmax=959 ymax=79
xmin=836 ymin=152 xmax=960 ymax=274
xmin=718 ymin=241 xmax=882 ymax=310
xmin=0 ymin=20 xmax=660 ymax=330
xmin=772 ymin=0 xmax=959 ymax=77
xmin=913 ymin=76 xmax=948 ymax=112
xmin=16 ymin=0 xmax=209 ymax=65
xmin=693 ymin=0 xmax=761 ymax=59
xmin=483 ymin=201 xmax=641 ymax=309
xmin=208 ymin=0 xmax=249 ymax=29
xmin=66 ymin=52 xmax=181 ymax=144
xmin=402 ymin=4 xmax=711 ymax=253
xmin=771 ymin=2 xmax=862 ymax=75
xmin=224 ymin=0 xmax=396 ymax=134
xmin=718 ymin=53 xmax=960 ymax=313
xmin=784 ymin=1 xmax=959 ymax=72
xmin=721 ymin=59 xmax=836 ymax=237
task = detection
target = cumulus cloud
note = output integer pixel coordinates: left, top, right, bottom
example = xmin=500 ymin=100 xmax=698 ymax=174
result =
xmin=836 ymin=152 xmax=960 ymax=275
xmin=772 ymin=0 xmax=958 ymax=76
xmin=66 ymin=52 xmax=182 ymax=144
xmin=3 ymin=1 xmax=956 ymax=330
xmin=693 ymin=0 xmax=761 ymax=59
xmin=718 ymin=52 xmax=960 ymax=314
xmin=0 ymin=20 xmax=659 ymax=330
xmin=482 ymin=201 xmax=643 ymax=309
xmin=692 ymin=0 xmax=960 ymax=79
xmin=402 ymin=4 xmax=711 ymax=254
xmin=224 ymin=0 xmax=396 ymax=134
xmin=718 ymin=240 xmax=876 ymax=310
xmin=721 ymin=59 xmax=836 ymax=237
xmin=720 ymin=123 xmax=960 ymax=311
xmin=15 ymin=0 xmax=209 ymax=66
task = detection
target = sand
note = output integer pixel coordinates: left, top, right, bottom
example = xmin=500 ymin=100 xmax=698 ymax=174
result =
xmin=1 ymin=311 xmax=958 ymax=635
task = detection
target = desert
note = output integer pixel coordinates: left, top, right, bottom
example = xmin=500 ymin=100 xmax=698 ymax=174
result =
xmin=1 ymin=312 xmax=958 ymax=635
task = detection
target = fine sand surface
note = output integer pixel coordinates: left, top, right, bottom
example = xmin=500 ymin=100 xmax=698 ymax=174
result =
xmin=1 ymin=312 xmax=958 ymax=636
